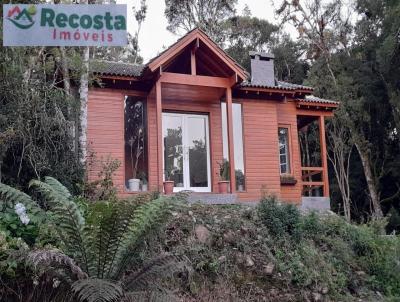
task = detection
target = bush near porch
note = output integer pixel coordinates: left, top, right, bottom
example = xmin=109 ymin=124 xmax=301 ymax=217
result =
xmin=0 ymin=179 xmax=399 ymax=302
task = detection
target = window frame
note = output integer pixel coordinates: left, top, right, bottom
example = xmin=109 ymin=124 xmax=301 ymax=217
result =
xmin=123 ymin=94 xmax=149 ymax=193
xmin=278 ymin=124 xmax=293 ymax=175
xmin=220 ymin=101 xmax=247 ymax=192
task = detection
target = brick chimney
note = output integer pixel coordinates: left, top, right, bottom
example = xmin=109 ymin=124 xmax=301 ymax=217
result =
xmin=249 ymin=51 xmax=275 ymax=86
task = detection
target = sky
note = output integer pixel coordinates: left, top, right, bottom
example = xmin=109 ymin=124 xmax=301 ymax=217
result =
xmin=118 ymin=0 xmax=289 ymax=62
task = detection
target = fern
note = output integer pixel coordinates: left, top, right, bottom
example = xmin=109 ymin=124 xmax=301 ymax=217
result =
xmin=29 ymin=179 xmax=90 ymax=274
xmin=27 ymin=249 xmax=88 ymax=280
xmin=108 ymin=197 xmax=172 ymax=279
xmin=44 ymin=176 xmax=72 ymax=200
xmin=122 ymin=291 xmax=177 ymax=302
xmin=85 ymin=200 xmax=142 ymax=279
xmin=72 ymin=278 xmax=123 ymax=302
xmin=123 ymin=254 xmax=188 ymax=291
xmin=0 ymin=182 xmax=36 ymax=209
xmin=5 ymin=177 xmax=187 ymax=302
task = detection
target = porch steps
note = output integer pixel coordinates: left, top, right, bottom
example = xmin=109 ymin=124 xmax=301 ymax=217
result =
xmin=186 ymin=193 xmax=238 ymax=204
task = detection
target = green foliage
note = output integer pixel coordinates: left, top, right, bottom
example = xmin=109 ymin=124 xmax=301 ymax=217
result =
xmin=72 ymin=278 xmax=123 ymax=302
xmin=0 ymin=177 xmax=186 ymax=301
xmin=0 ymin=45 xmax=83 ymax=191
xmin=83 ymin=156 xmax=121 ymax=201
xmin=257 ymin=195 xmax=301 ymax=240
xmin=0 ymin=181 xmax=45 ymax=245
xmin=217 ymin=160 xmax=230 ymax=181
xmin=258 ymin=199 xmax=400 ymax=297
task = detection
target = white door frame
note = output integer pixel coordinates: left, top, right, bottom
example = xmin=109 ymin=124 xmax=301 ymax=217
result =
xmin=162 ymin=112 xmax=211 ymax=192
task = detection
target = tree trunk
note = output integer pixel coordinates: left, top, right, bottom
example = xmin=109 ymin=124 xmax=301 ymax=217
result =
xmin=79 ymin=46 xmax=90 ymax=163
xmin=355 ymin=143 xmax=384 ymax=218
xmin=59 ymin=46 xmax=71 ymax=97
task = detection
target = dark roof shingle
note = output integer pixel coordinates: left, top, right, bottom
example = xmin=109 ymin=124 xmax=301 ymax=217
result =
xmin=298 ymin=95 xmax=339 ymax=105
xmin=239 ymin=80 xmax=313 ymax=91
xmin=90 ymin=60 xmax=144 ymax=77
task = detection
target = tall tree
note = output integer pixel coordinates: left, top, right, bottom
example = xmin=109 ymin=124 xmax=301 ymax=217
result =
xmin=223 ymin=13 xmax=278 ymax=70
xmin=132 ymin=0 xmax=147 ymax=64
xmin=164 ymin=0 xmax=237 ymax=43
xmin=272 ymin=34 xmax=309 ymax=84
xmin=326 ymin=109 xmax=354 ymax=221
xmin=275 ymin=0 xmax=353 ymax=86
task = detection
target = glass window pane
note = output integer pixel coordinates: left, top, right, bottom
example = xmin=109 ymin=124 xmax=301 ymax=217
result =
xmin=221 ymin=102 xmax=246 ymax=191
xmin=163 ymin=115 xmax=184 ymax=187
xmin=187 ymin=117 xmax=208 ymax=187
xmin=278 ymin=127 xmax=291 ymax=174
xmin=124 ymin=96 xmax=148 ymax=191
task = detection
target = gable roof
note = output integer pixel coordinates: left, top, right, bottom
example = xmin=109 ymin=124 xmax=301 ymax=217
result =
xmin=90 ymin=28 xmax=248 ymax=80
xmin=146 ymin=28 xmax=249 ymax=80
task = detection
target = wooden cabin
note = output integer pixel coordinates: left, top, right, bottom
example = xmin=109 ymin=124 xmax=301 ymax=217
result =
xmin=86 ymin=28 xmax=338 ymax=207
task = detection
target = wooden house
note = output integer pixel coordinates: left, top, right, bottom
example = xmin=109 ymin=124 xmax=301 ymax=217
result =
xmin=87 ymin=28 xmax=338 ymax=207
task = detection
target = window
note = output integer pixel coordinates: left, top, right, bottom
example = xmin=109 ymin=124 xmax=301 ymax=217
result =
xmin=221 ymin=102 xmax=246 ymax=191
xmin=124 ymin=96 xmax=148 ymax=191
xmin=278 ymin=127 xmax=291 ymax=174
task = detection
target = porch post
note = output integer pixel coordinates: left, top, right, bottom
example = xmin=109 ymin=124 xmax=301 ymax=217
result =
xmin=319 ymin=115 xmax=329 ymax=197
xmin=226 ymin=87 xmax=236 ymax=193
xmin=156 ymin=80 xmax=163 ymax=191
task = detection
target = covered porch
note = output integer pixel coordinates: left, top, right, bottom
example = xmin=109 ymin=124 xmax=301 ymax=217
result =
xmin=142 ymin=30 xmax=248 ymax=194
xmin=297 ymin=108 xmax=334 ymax=198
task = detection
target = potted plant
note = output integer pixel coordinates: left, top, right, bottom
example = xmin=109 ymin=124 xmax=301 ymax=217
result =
xmin=163 ymin=170 xmax=174 ymax=195
xmin=127 ymin=126 xmax=144 ymax=192
xmin=217 ymin=160 xmax=230 ymax=193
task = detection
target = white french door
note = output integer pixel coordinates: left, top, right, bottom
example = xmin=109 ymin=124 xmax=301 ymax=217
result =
xmin=162 ymin=112 xmax=211 ymax=192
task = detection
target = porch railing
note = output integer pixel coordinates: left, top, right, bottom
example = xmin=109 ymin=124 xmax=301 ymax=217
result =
xmin=301 ymin=167 xmax=326 ymax=197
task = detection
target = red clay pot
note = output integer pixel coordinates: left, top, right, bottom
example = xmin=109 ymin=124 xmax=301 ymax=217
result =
xmin=163 ymin=181 xmax=174 ymax=195
xmin=218 ymin=181 xmax=230 ymax=194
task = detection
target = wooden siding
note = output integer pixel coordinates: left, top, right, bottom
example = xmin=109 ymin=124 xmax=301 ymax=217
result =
xmin=238 ymin=100 xmax=281 ymax=201
xmin=86 ymin=88 xmax=328 ymax=203
xmin=87 ymin=89 xmax=125 ymax=193
xmin=277 ymin=100 xmax=302 ymax=204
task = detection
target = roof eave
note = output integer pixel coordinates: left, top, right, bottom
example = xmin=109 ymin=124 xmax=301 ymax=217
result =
xmin=147 ymin=28 xmax=248 ymax=81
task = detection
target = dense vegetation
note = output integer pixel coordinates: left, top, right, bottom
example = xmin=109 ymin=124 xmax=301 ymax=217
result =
xmin=2 ymin=0 xmax=399 ymax=224
xmin=164 ymin=0 xmax=400 ymax=224
xmin=158 ymin=197 xmax=400 ymax=301
xmin=0 ymin=177 xmax=187 ymax=301
xmin=1 ymin=0 xmax=400 ymax=300
xmin=1 ymin=182 xmax=399 ymax=301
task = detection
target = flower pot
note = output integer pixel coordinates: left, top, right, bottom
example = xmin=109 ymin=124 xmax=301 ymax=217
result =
xmin=141 ymin=184 xmax=148 ymax=192
xmin=218 ymin=181 xmax=230 ymax=194
xmin=128 ymin=178 xmax=140 ymax=191
xmin=163 ymin=181 xmax=174 ymax=195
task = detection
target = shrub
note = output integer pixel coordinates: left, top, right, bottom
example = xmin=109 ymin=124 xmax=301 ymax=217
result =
xmin=257 ymin=195 xmax=301 ymax=240
xmin=258 ymin=198 xmax=400 ymax=297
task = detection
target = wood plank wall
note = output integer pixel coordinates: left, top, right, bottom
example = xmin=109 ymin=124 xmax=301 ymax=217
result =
xmin=276 ymin=100 xmax=303 ymax=204
xmin=87 ymin=89 xmax=125 ymax=193
xmin=237 ymin=100 xmax=281 ymax=201
xmin=87 ymin=88 xmax=304 ymax=203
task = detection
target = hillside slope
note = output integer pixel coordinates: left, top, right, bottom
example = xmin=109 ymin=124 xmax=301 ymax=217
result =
xmin=155 ymin=200 xmax=400 ymax=301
